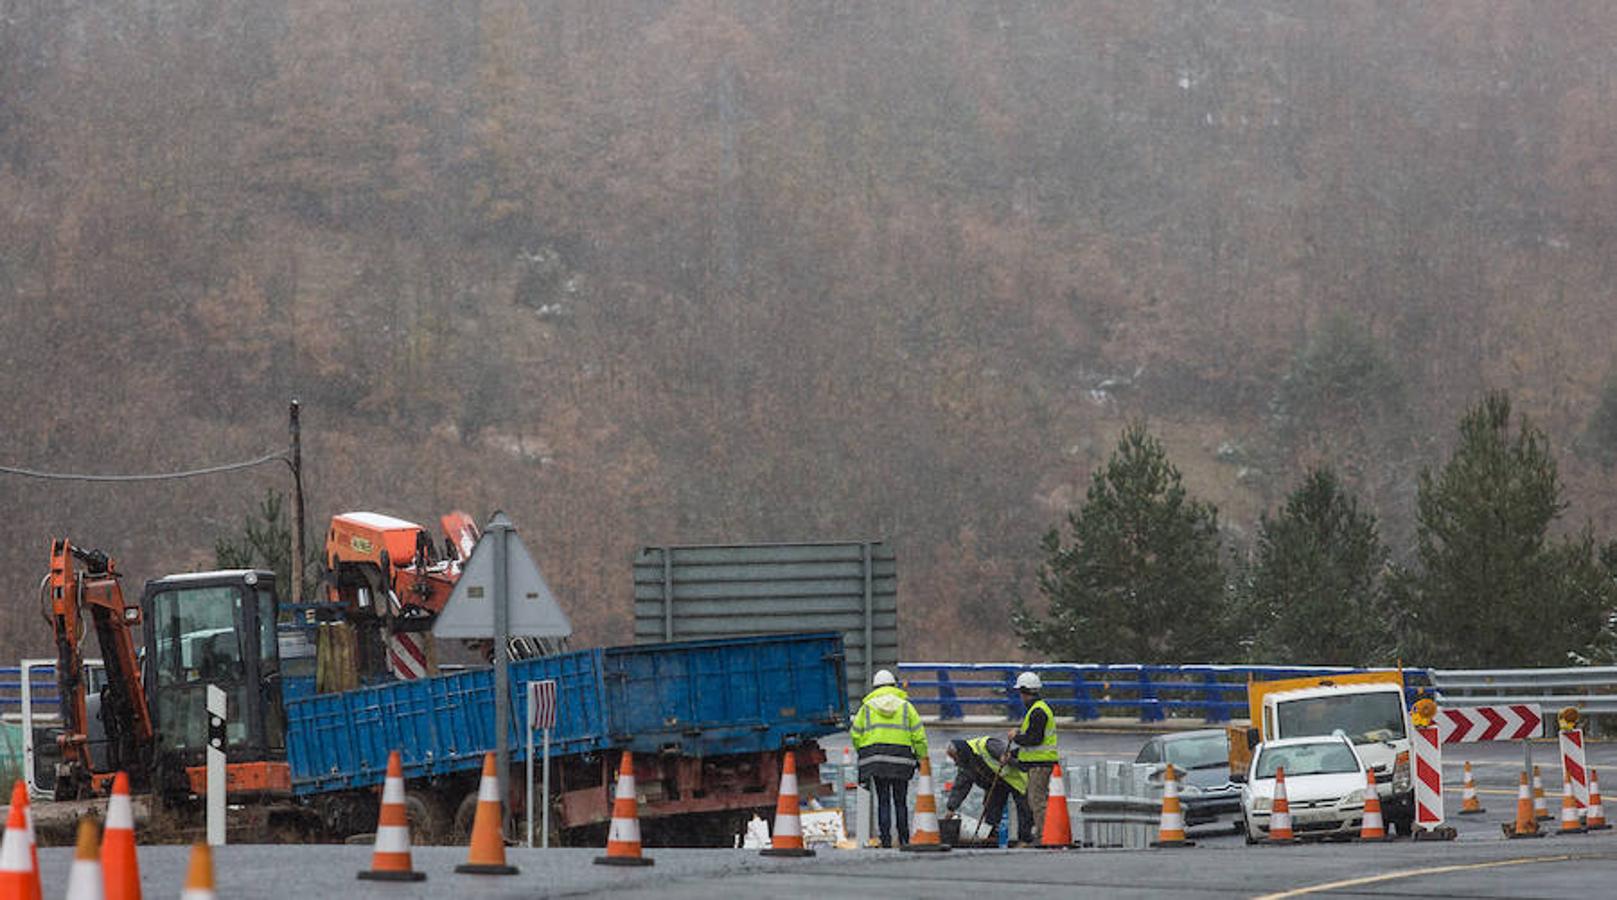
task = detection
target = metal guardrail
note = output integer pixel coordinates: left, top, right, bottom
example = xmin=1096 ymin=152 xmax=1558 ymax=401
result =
xmin=1064 ymin=757 xmax=1163 ymax=849
xmin=1430 ymin=666 xmax=1617 ymax=715
xmin=899 ymin=663 xmax=1432 ymax=723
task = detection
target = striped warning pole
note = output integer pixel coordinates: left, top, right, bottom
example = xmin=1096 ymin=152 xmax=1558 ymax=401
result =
xmin=1411 ymin=725 xmax=1454 ymax=840
xmin=1560 ymin=728 xmax=1589 ymax=812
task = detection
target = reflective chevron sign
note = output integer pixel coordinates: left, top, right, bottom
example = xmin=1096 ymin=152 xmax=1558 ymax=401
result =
xmin=1436 ymin=704 xmax=1543 ymax=743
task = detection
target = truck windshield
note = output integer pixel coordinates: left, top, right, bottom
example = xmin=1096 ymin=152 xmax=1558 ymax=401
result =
xmin=1256 ymin=742 xmax=1360 ymax=778
xmin=1276 ymin=691 xmax=1406 ymax=744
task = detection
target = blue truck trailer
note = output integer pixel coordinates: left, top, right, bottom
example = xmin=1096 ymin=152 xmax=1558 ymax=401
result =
xmin=283 ymin=631 xmax=848 ymax=844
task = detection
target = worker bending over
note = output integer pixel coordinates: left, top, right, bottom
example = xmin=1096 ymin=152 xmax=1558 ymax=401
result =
xmin=850 ymin=668 xmax=929 ymax=848
xmin=1008 ymin=670 xmax=1058 ymax=839
xmin=944 ymin=737 xmax=1034 ymax=845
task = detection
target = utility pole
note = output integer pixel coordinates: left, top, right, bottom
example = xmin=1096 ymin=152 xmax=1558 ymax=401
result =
xmin=289 ymin=399 xmax=307 ymax=607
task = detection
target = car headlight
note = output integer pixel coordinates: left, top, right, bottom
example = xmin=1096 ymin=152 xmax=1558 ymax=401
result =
xmin=1339 ymin=789 xmax=1365 ymax=806
xmin=1393 ymin=752 xmax=1411 ymax=792
xmin=1177 ymin=783 xmax=1203 ymax=797
xmin=1252 ymin=796 xmax=1272 ymax=812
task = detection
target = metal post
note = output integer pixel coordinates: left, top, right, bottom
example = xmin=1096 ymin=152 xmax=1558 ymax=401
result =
xmin=542 ymin=727 xmax=551 ymax=849
xmin=493 ymin=517 xmax=512 ymax=829
xmin=526 ymin=708 xmax=535 ymax=848
xmin=862 ymin=542 xmax=874 ymax=691
xmin=662 ymin=549 xmax=674 ymax=641
xmin=206 ymin=684 xmax=227 ymax=846
xmin=856 ymin=782 xmax=870 ymax=848
xmin=288 ymin=399 xmax=306 ymax=607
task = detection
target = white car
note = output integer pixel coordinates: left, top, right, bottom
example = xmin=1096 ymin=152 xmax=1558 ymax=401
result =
xmin=1239 ymin=734 xmax=1369 ymax=843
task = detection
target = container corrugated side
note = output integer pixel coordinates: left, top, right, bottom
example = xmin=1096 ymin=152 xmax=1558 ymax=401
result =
xmin=603 ymin=631 xmax=847 ymax=756
xmin=286 ymin=648 xmax=608 ymax=795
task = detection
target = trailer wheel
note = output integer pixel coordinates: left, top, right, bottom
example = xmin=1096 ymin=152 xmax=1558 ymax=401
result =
xmin=451 ymin=790 xmax=479 ymax=845
xmin=403 ymin=787 xmax=448 ymax=845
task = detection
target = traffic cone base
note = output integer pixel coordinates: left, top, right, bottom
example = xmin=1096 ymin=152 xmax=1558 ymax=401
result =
xmin=596 ymin=750 xmax=655 ymax=867
xmin=903 ymin=756 xmax=952 ymax=853
xmin=358 ymin=751 xmax=428 ymax=882
xmin=455 ymin=752 xmax=520 ymax=875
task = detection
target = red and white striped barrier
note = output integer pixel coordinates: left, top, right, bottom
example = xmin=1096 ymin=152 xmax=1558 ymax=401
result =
xmin=1413 ymin=725 xmax=1445 ymax=830
xmin=1436 ymin=704 xmax=1542 ymax=743
xmin=1561 ymin=728 xmax=1589 ymax=811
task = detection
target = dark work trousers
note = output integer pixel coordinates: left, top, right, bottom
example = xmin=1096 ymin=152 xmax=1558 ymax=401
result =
xmin=982 ymin=782 xmax=1036 ymax=844
xmin=871 ymin=776 xmax=911 ymax=846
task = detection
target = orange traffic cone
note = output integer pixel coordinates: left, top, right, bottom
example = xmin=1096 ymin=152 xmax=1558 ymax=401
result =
xmin=1588 ymin=768 xmax=1610 ymax=830
xmin=101 ymin=772 xmax=142 ymax=900
xmin=180 ymin=843 xmax=216 ymax=900
xmin=1267 ymin=767 xmax=1296 ymax=844
xmin=357 ymin=751 xmax=426 ymax=881
xmin=1458 ymin=761 xmax=1484 ymax=815
xmin=455 ymin=753 xmax=519 ymax=875
xmin=64 ymin=819 xmax=102 ymax=900
xmin=760 ymin=751 xmax=815 ymax=857
xmin=1504 ymin=770 xmax=1544 ymax=839
xmin=8 ymin=783 xmax=38 ymax=900
xmin=0 ymin=785 xmax=36 ymax=900
xmin=1358 ymin=769 xmax=1387 ymax=841
xmin=1038 ymin=763 xmax=1076 ymax=849
xmin=595 ymin=751 xmax=654 ymax=867
xmin=1533 ymin=765 xmax=1551 ymax=821
xmin=1558 ymin=777 xmax=1586 ymax=835
xmin=1151 ymin=764 xmax=1195 ymax=847
xmin=902 ymin=757 xmax=950 ymax=852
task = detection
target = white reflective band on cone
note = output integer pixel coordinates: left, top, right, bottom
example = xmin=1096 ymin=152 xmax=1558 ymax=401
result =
xmin=774 ymin=816 xmax=802 ymax=837
xmin=608 ymin=818 xmax=641 ymax=843
xmin=105 ymin=793 xmax=134 ymax=830
xmin=617 ymin=777 xmax=637 ymax=800
xmin=0 ymin=826 xmax=28 ymax=871
xmin=382 ymin=777 xmax=406 ymax=806
xmin=374 ymin=825 xmax=413 ymax=853
xmin=479 ymin=776 xmax=500 ymax=803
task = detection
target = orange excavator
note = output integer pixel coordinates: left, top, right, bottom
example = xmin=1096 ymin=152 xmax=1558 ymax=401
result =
xmin=45 ymin=539 xmax=287 ymax=800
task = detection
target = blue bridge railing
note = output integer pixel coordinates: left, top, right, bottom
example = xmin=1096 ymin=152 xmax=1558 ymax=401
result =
xmin=898 ymin=663 xmax=1434 ymax=723
xmin=0 ymin=666 xmax=59 ymax=716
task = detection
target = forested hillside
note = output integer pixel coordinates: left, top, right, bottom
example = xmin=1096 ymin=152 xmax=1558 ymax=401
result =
xmin=5 ymin=2 xmax=1617 ymax=662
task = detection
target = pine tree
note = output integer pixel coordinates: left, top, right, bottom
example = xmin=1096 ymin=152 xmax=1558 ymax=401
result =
xmin=1400 ymin=392 xmax=1608 ymax=666
xmin=1234 ymin=467 xmax=1389 ymax=665
xmin=215 ymin=490 xmax=322 ymax=606
xmin=1014 ymin=423 xmax=1226 ymax=663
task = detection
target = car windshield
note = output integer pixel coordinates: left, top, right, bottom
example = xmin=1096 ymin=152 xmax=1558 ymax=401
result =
xmin=1275 ymin=691 xmax=1407 ymax=744
xmin=1164 ymin=734 xmax=1228 ymax=770
xmin=1255 ymin=743 xmax=1360 ymax=779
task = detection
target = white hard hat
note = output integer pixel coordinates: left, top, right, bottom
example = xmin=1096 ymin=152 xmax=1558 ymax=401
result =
xmin=1015 ymin=671 xmax=1042 ymax=691
xmin=872 ymin=669 xmax=897 ymax=687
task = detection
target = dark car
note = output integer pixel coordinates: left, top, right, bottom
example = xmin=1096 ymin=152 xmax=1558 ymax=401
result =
xmin=1134 ymin=730 xmax=1243 ymax=827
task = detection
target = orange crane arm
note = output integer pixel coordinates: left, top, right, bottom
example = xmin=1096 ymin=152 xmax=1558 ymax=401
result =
xmin=48 ymin=539 xmax=154 ymax=782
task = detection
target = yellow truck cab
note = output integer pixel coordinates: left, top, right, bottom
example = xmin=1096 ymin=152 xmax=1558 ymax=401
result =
xmin=1244 ymin=672 xmax=1415 ymax=834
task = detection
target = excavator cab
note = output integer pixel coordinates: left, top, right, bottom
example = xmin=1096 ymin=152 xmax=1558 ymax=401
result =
xmin=141 ymin=569 xmax=285 ymax=796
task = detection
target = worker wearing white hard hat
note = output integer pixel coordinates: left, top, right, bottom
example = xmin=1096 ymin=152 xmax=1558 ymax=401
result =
xmin=1007 ymin=670 xmax=1057 ymax=841
xmin=850 ymin=668 xmax=928 ymax=847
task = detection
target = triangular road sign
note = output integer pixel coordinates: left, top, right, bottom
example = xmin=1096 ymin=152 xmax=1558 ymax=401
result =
xmin=433 ymin=512 xmax=573 ymax=639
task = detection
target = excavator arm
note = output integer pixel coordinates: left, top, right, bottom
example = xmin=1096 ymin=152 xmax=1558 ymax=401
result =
xmin=47 ymin=539 xmax=153 ymax=796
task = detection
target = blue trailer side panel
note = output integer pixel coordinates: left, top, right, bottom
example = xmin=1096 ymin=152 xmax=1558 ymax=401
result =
xmin=603 ymin=633 xmax=847 ymax=756
xmin=287 ymin=648 xmax=608 ymax=794
xmin=286 ymin=633 xmax=846 ymax=797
